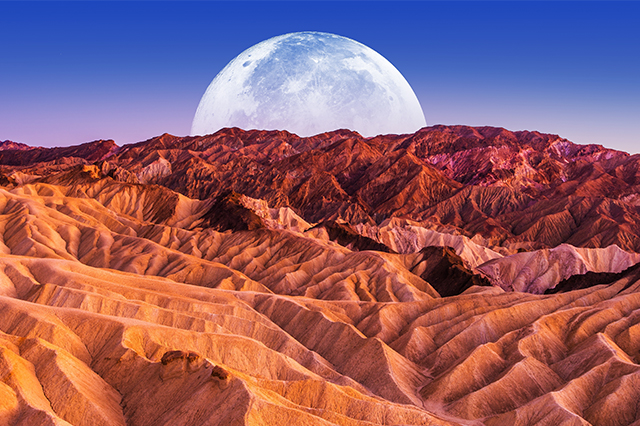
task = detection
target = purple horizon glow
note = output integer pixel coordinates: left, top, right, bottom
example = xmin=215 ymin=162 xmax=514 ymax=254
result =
xmin=1 ymin=2 xmax=638 ymax=153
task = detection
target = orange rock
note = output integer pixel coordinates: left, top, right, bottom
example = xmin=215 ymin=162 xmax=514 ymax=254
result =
xmin=0 ymin=126 xmax=639 ymax=425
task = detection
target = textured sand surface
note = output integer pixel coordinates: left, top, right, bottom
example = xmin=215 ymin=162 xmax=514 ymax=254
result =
xmin=1 ymin=126 xmax=640 ymax=425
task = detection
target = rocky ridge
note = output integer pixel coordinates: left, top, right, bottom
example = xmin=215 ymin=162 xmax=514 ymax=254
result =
xmin=0 ymin=126 xmax=639 ymax=425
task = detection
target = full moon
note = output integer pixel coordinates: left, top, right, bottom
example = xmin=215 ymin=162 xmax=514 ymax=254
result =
xmin=191 ymin=32 xmax=426 ymax=138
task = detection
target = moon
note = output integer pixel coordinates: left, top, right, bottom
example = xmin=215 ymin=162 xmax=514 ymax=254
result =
xmin=191 ymin=31 xmax=426 ymax=138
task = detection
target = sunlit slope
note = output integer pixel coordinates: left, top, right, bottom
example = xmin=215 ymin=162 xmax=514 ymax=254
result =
xmin=0 ymin=178 xmax=638 ymax=424
xmin=1 ymin=125 xmax=640 ymax=425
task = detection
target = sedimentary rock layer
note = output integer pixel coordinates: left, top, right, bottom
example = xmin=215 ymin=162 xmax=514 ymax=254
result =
xmin=1 ymin=126 xmax=639 ymax=425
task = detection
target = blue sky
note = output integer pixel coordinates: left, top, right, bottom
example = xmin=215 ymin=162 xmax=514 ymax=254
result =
xmin=1 ymin=1 xmax=639 ymax=153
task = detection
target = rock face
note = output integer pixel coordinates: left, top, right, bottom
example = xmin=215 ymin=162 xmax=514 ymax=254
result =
xmin=0 ymin=125 xmax=640 ymax=425
xmin=0 ymin=140 xmax=34 ymax=151
xmin=478 ymin=244 xmax=640 ymax=293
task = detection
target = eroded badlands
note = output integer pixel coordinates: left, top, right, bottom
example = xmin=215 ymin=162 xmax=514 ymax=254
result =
xmin=1 ymin=126 xmax=640 ymax=425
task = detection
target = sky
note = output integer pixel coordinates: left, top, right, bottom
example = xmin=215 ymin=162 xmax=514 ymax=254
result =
xmin=1 ymin=1 xmax=639 ymax=153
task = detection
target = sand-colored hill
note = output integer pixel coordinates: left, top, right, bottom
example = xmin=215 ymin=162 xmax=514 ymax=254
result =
xmin=1 ymin=126 xmax=640 ymax=425
xmin=0 ymin=178 xmax=637 ymax=424
xmin=477 ymin=244 xmax=640 ymax=293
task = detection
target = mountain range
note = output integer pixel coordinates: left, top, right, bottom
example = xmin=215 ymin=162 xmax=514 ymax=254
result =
xmin=0 ymin=125 xmax=639 ymax=425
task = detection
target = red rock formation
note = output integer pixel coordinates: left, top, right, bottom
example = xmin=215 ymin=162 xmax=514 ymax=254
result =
xmin=0 ymin=139 xmax=117 ymax=166
xmin=0 ymin=140 xmax=34 ymax=151
xmin=0 ymin=126 xmax=639 ymax=425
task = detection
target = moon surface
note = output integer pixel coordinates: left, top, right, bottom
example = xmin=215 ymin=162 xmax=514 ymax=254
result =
xmin=191 ymin=32 xmax=426 ymax=138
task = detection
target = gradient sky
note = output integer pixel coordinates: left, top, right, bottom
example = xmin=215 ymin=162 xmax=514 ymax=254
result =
xmin=1 ymin=1 xmax=639 ymax=153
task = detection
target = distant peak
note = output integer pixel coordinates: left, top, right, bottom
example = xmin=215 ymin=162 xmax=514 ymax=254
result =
xmin=0 ymin=140 xmax=37 ymax=151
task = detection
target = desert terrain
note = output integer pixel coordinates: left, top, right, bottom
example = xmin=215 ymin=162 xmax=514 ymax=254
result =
xmin=1 ymin=125 xmax=639 ymax=425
